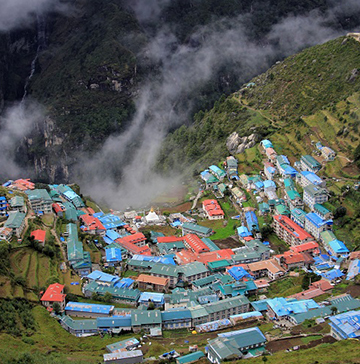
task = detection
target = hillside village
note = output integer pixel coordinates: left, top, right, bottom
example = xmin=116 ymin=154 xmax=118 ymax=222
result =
xmin=1 ymin=138 xmax=360 ymax=364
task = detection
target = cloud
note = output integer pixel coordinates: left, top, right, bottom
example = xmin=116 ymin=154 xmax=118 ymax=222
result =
xmin=123 ymin=0 xmax=171 ymax=23
xmin=0 ymin=0 xmax=67 ymax=32
xmin=0 ymin=102 xmax=43 ymax=179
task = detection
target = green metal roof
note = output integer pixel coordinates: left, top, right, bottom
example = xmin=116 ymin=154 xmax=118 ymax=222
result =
xmin=4 ymin=212 xmax=25 ymax=229
xmin=208 ymin=337 xmax=241 ymax=360
xmin=301 ymin=155 xmax=321 ymax=169
xmin=128 ymin=260 xmax=156 ymax=269
xmin=182 ymin=223 xmax=213 ymax=235
xmin=204 ymin=295 xmax=249 ymax=315
xmin=67 ymin=223 xmax=84 ymax=262
xmin=192 ymin=274 xmax=222 ymax=288
xmin=284 ymin=178 xmax=295 ymax=188
xmin=314 ymin=203 xmax=331 ymax=215
xmin=275 ymin=204 xmax=290 ymax=215
xmin=208 ymin=260 xmax=231 ymax=270
xmin=9 ymin=196 xmax=24 ymax=208
xmin=177 ymin=351 xmax=205 ymax=364
xmin=180 ymin=262 xmax=209 ymax=277
xmin=26 ymin=189 xmax=52 ymax=202
xmin=150 ymin=263 xmax=179 ymax=277
xmin=189 ymin=306 xmax=208 ymax=319
xmin=131 ymin=310 xmax=162 ymax=326
xmin=286 ymin=189 xmax=301 ymax=201
xmin=85 ymin=281 xmax=140 ymax=301
xmin=60 ymin=315 xmax=97 ymax=331
xmin=320 ymin=230 xmax=337 ymax=244
xmin=304 ymin=184 xmax=327 ymax=197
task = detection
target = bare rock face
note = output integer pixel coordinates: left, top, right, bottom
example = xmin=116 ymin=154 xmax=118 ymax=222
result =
xmin=226 ymin=132 xmax=257 ymax=154
xmin=348 ymin=68 xmax=358 ymax=83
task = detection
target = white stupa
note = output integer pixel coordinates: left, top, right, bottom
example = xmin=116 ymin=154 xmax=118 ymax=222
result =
xmin=145 ymin=207 xmax=161 ymax=224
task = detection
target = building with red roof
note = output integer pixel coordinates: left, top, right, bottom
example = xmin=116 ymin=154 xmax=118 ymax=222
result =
xmin=288 ymin=279 xmax=333 ymax=300
xmin=175 ymin=250 xmax=197 ymax=265
xmin=117 ymin=232 xmax=146 ymax=247
xmin=115 ymin=239 xmax=151 ymax=256
xmin=31 ymin=229 xmax=46 ymax=245
xmin=41 ymin=283 xmax=66 ymax=311
xmin=80 ymin=214 xmax=106 ymax=236
xmin=290 ymin=241 xmax=320 ymax=255
xmin=52 ymin=203 xmax=63 ymax=217
xmin=12 ymin=178 xmax=35 ymax=191
xmin=157 ymin=236 xmax=184 ymax=244
xmin=275 ymin=251 xmax=314 ymax=270
xmin=273 ymin=215 xmax=313 ymax=246
xmin=183 ymin=234 xmax=210 ymax=254
xmin=202 ymin=199 xmax=225 ymax=220
xmin=87 ymin=207 xmax=95 ymax=215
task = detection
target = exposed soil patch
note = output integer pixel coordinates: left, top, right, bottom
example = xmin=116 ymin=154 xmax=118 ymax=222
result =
xmin=267 ymin=337 xmax=303 ymax=352
xmin=162 ymin=202 xmax=192 ymax=213
xmin=299 ymin=335 xmax=336 ymax=350
xmin=214 ymin=236 xmax=242 ymax=249
xmin=343 ymin=284 xmax=360 ymax=298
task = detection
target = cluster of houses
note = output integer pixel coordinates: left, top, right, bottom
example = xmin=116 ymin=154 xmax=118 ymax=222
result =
xmin=2 ymin=135 xmax=360 ymax=364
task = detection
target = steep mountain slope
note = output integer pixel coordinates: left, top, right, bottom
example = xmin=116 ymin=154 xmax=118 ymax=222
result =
xmin=159 ymin=35 xmax=360 ymax=177
xmin=2 ymin=0 xmax=360 ymax=182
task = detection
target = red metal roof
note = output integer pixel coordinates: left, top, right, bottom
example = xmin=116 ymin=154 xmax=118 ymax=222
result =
xmin=31 ymin=229 xmax=46 ymax=243
xmin=290 ymin=241 xmax=319 ymax=254
xmin=115 ymin=239 xmax=151 ymax=256
xmin=184 ymin=234 xmax=210 ymax=254
xmin=117 ymin=233 xmax=146 ymax=246
xmin=52 ymin=203 xmax=62 ymax=213
xmin=274 ymin=215 xmax=313 ymax=241
xmin=40 ymin=283 xmax=66 ymax=302
xmin=80 ymin=214 xmax=106 ymax=231
xmin=157 ymin=236 xmax=184 ymax=244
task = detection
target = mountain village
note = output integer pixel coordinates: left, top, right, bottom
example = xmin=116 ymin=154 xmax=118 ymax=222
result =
xmin=1 ymin=138 xmax=360 ymax=364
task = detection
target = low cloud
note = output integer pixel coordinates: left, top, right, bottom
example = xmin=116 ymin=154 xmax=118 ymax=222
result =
xmin=0 ymin=102 xmax=43 ymax=179
xmin=0 ymin=0 xmax=68 ymax=32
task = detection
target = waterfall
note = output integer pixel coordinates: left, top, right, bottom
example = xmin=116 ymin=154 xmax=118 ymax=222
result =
xmin=21 ymin=14 xmax=46 ymax=103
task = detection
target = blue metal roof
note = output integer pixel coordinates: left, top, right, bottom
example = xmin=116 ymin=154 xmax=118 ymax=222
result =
xmin=65 ymin=301 xmax=114 ymax=314
xmin=329 ymin=311 xmax=360 ymax=339
xmin=161 ymin=309 xmax=192 ymax=321
xmin=227 ymin=266 xmax=253 ymax=281
xmin=267 ymin=297 xmax=319 ymax=317
xmin=105 ymin=248 xmax=122 ymax=263
xmin=86 ymin=270 xmax=120 ymax=283
xmin=114 ymin=278 xmax=134 ymax=288
xmin=300 ymin=171 xmax=323 ymax=185
xmin=305 ymin=213 xmax=333 ymax=228
xmin=97 ymin=316 xmax=132 ymax=328
xmin=245 ymin=211 xmax=259 ymax=231
xmin=321 ymin=269 xmax=344 ymax=280
xmin=230 ymin=311 xmax=263 ymax=320
xmin=237 ymin=226 xmax=252 ymax=237
xmin=328 ymin=240 xmax=349 ymax=254
xmin=106 ymin=230 xmax=121 ymax=241
xmin=263 ymin=180 xmax=276 ymax=189
xmin=139 ymin=292 xmax=164 ymax=303
xmin=99 ymin=214 xmax=126 ymax=230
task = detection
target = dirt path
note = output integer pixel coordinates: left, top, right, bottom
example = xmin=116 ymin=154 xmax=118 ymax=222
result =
xmin=191 ymin=190 xmax=203 ymax=210
xmin=50 ymin=216 xmax=67 ymax=265
xmin=234 ymin=96 xmax=276 ymax=125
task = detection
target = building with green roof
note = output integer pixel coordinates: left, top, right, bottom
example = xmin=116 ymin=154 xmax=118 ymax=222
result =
xmin=320 ymin=230 xmax=337 ymax=245
xmin=157 ymin=241 xmax=185 ymax=255
xmin=84 ymin=280 xmax=140 ymax=304
xmin=303 ymin=184 xmax=328 ymax=209
xmin=291 ymin=208 xmax=307 ymax=228
xmin=182 ymin=223 xmax=213 ymax=237
xmin=180 ymin=261 xmax=210 ymax=283
xmin=60 ymin=315 xmax=98 ymax=337
xmin=176 ymin=351 xmax=205 ymax=364
xmin=300 ymin=155 xmax=322 ymax=173
xmin=208 ymin=260 xmax=232 ymax=273
xmin=203 ymin=295 xmax=250 ymax=321
xmin=274 ymin=204 xmax=290 ymax=217
xmin=127 ymin=259 xmax=156 ymax=272
xmin=9 ymin=196 xmax=26 ymax=213
xmin=314 ymin=203 xmax=332 ymax=220
xmin=192 ymin=274 xmax=222 ymax=289
xmin=201 ymin=237 xmax=219 ymax=251
xmin=25 ymin=189 xmax=52 ymax=213
xmin=4 ymin=211 xmax=26 ymax=237
xmin=131 ymin=310 xmax=162 ymax=333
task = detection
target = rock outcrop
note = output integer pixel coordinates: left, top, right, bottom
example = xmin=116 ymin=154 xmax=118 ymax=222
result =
xmin=226 ymin=132 xmax=257 ymax=154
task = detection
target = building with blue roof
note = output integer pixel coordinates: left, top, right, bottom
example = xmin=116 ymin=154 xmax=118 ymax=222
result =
xmin=227 ymin=266 xmax=253 ymax=281
xmin=209 ymin=165 xmax=226 ymax=180
xmin=105 ymin=229 xmax=121 ymax=242
xmin=0 ymin=196 xmax=8 ymax=217
xmin=261 ymin=140 xmax=273 ymax=149
xmin=176 ymin=351 xmax=205 ymax=364
xmin=65 ymin=302 xmax=114 ymax=318
xmin=299 ymin=171 xmax=325 ymax=188
xmin=139 ymin=292 xmax=165 ymax=308
xmin=99 ymin=214 xmax=126 ymax=230
xmin=304 ymin=212 xmax=333 ymax=239
xmin=263 ymin=180 xmax=276 ymax=190
xmin=86 ymin=270 xmax=120 ymax=285
xmin=97 ymin=316 xmax=132 ymax=333
xmin=327 ymin=240 xmax=349 ymax=258
xmin=267 ymin=297 xmax=319 ymax=319
xmin=200 ymin=170 xmax=219 ymax=185
xmin=161 ymin=309 xmax=192 ymax=330
xmin=114 ymin=278 xmax=134 ymax=289
xmin=245 ymin=211 xmax=259 ymax=234
xmin=329 ymin=311 xmax=360 ymax=340
xmin=347 ymin=259 xmax=360 ymax=280
xmin=321 ymin=269 xmax=344 ymax=282
xmin=105 ymin=248 xmax=122 ymax=266
xmin=237 ymin=226 xmax=252 ymax=239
